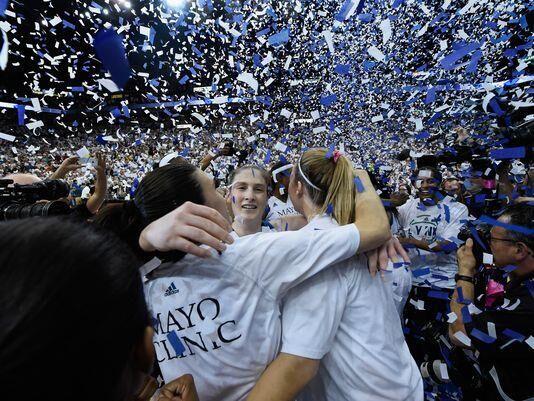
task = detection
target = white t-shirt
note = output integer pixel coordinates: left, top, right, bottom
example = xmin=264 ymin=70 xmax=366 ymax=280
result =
xmin=282 ymin=215 xmax=423 ymax=401
xmin=397 ymin=197 xmax=468 ymax=289
xmin=266 ymin=196 xmax=300 ymax=220
xmin=143 ymin=224 xmax=360 ymax=401
xmin=389 ymin=213 xmax=413 ymax=315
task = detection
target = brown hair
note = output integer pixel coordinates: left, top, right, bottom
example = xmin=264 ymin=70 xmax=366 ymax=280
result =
xmin=296 ymin=148 xmax=356 ymax=225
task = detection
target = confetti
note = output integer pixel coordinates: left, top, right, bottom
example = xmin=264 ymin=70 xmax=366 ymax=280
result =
xmin=93 ymin=28 xmax=131 ymax=89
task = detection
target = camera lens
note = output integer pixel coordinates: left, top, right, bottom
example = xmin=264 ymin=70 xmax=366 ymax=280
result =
xmin=0 ymin=201 xmax=71 ymax=221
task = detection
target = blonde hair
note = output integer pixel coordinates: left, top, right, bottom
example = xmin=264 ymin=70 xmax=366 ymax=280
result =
xmin=228 ymin=165 xmax=270 ymax=189
xmin=296 ymin=148 xmax=356 ymax=225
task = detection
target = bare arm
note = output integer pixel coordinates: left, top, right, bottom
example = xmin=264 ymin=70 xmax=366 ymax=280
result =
xmin=86 ymin=153 xmax=108 ymax=214
xmin=399 ymin=237 xmax=455 ymax=253
xmin=246 ymin=353 xmax=319 ymax=401
xmin=200 ymin=153 xmax=217 ymax=171
xmin=48 ymin=156 xmax=82 ymax=180
xmin=270 ymin=215 xmax=308 ymax=232
xmin=353 ymin=169 xmax=391 ymax=253
xmin=449 ymin=239 xmax=476 ymax=347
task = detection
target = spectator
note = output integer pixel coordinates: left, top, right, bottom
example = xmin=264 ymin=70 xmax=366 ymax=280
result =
xmin=266 ymin=161 xmax=301 ymax=220
xmin=442 ymin=176 xmax=462 ymax=200
xmin=398 ymin=166 xmax=469 ymax=289
xmin=448 ymin=203 xmax=534 ymax=401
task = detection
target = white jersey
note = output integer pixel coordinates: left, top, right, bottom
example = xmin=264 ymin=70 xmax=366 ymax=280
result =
xmin=390 ymin=213 xmax=412 ymax=315
xmin=282 ymin=215 xmax=423 ymax=401
xmin=143 ymin=224 xmax=360 ymax=401
xmin=266 ymin=196 xmax=300 ymax=220
xmin=398 ymin=197 xmax=468 ymax=289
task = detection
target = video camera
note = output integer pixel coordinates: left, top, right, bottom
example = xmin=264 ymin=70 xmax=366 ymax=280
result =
xmin=0 ymin=179 xmax=71 ymax=221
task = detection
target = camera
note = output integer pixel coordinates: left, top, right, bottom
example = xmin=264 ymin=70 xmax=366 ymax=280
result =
xmin=0 ymin=179 xmax=71 ymax=221
xmin=457 ymin=223 xmax=492 ymax=269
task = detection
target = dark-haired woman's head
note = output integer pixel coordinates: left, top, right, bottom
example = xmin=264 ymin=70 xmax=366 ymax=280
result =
xmin=94 ymin=162 xmax=230 ymax=258
xmin=269 ymin=161 xmax=293 ymax=202
xmin=0 ymin=217 xmax=154 ymax=401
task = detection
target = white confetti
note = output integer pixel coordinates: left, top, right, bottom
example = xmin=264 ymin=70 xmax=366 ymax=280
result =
xmin=379 ymin=18 xmax=392 ymax=45
xmin=367 ymin=46 xmax=385 ymax=62
xmin=0 ymin=132 xmax=16 ymax=142
xmin=237 ymin=72 xmax=258 ymax=93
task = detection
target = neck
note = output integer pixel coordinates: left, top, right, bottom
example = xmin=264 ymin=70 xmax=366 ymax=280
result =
xmin=301 ymin=198 xmax=321 ymax=222
xmin=232 ymin=217 xmax=262 ymax=237
xmin=420 ymin=196 xmax=438 ymax=206
xmin=510 ymin=259 xmax=534 ymax=281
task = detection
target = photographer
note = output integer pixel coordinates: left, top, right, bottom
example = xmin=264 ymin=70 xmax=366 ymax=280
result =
xmin=449 ymin=203 xmax=534 ymax=400
xmin=1 ymin=153 xmax=107 ymax=220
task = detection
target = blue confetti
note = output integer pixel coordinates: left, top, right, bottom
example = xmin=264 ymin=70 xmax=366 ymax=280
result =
xmin=268 ymin=28 xmax=290 ymax=46
xmin=93 ymin=28 xmax=132 ymax=89
xmin=16 ymin=104 xmax=25 ymax=126
xmin=489 ymin=147 xmax=526 ymax=160
xmin=264 ymin=150 xmax=271 ymax=164
xmin=468 ymin=225 xmax=489 ymax=253
xmin=335 ymin=0 xmax=365 ymax=23
xmin=334 ymin=64 xmax=351 ymax=75
xmin=440 ymin=241 xmax=458 ymax=253
xmin=470 ymin=328 xmax=496 ymax=344
xmin=326 ymin=203 xmax=334 ymax=215
xmin=320 ymin=94 xmax=338 ymax=107
xmin=457 ymin=286 xmax=466 ymax=304
xmin=415 ymin=131 xmax=430 ymax=140
xmin=428 ymin=290 xmax=450 ymax=301
xmin=256 ymin=27 xmax=271 ymax=38
xmin=167 ymin=331 xmax=186 ymax=355
xmin=325 ymin=143 xmax=335 ymax=159
xmin=354 ymin=176 xmax=365 ymax=192
xmin=478 ymin=215 xmax=534 ymax=236
xmin=440 ymin=42 xmax=481 ymax=70
xmin=62 ymin=20 xmax=75 ymax=30
xmin=413 ymin=267 xmax=431 ymax=277
xmin=503 ymin=265 xmax=517 ymax=273
xmin=0 ymin=0 xmax=8 ymax=17
xmin=444 ymin=204 xmax=451 ymax=223
xmin=461 ymin=305 xmax=472 ymax=324
xmin=502 ymin=328 xmax=526 ymax=342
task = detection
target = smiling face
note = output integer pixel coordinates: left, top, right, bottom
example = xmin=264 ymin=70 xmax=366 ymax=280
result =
xmin=415 ymin=170 xmax=439 ymax=203
xmin=229 ymin=168 xmax=269 ymax=224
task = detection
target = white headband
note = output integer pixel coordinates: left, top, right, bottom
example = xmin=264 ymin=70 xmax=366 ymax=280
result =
xmin=298 ymin=159 xmax=323 ymax=192
xmin=159 ymin=152 xmax=179 ymax=167
xmin=272 ymin=164 xmax=293 ymax=183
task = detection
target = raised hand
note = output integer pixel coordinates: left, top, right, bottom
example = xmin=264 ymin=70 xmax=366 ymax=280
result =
xmin=50 ymin=155 xmax=83 ymax=179
xmin=139 ymin=201 xmax=234 ymax=258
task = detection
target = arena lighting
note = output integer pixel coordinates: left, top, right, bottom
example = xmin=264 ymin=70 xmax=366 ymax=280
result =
xmin=166 ymin=0 xmax=187 ymax=8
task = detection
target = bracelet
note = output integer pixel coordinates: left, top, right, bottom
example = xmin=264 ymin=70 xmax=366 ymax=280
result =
xmin=455 ymin=274 xmax=474 ymax=284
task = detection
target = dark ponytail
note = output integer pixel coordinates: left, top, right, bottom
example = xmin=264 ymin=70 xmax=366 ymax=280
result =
xmin=93 ymin=163 xmax=204 ymax=259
